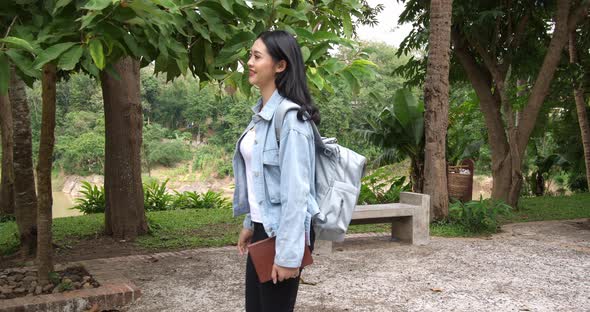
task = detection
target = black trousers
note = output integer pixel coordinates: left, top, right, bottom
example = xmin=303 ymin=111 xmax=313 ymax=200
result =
xmin=245 ymin=222 xmax=315 ymax=312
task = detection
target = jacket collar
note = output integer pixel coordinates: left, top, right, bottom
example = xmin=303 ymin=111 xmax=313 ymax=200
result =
xmin=251 ymin=89 xmax=285 ymax=121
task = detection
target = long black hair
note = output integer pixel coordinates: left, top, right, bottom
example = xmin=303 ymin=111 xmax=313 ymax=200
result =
xmin=257 ymin=30 xmax=320 ymax=125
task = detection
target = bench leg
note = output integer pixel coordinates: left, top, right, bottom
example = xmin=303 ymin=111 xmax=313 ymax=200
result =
xmin=399 ymin=192 xmax=430 ymax=245
xmin=391 ymin=216 xmax=413 ymax=243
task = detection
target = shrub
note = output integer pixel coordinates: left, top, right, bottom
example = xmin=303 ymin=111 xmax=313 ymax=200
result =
xmin=568 ymin=173 xmax=588 ymax=193
xmin=72 ymin=182 xmax=105 ymax=214
xmin=0 ymin=214 xmax=15 ymax=223
xmin=72 ymin=179 xmax=230 ymax=212
xmin=146 ymin=140 xmax=191 ymax=167
xmin=56 ymin=132 xmax=105 ymax=175
xmin=171 ymin=190 xmax=231 ymax=209
xmin=144 ymin=179 xmax=174 ymax=211
xmin=199 ymin=190 xmax=232 ymax=209
xmin=358 ymin=168 xmax=411 ymax=204
xmin=448 ymin=197 xmax=512 ymax=233
xmin=193 ymin=144 xmax=232 ymax=179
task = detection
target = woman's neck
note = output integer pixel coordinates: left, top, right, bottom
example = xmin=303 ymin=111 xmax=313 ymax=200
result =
xmin=259 ymin=84 xmax=277 ymax=109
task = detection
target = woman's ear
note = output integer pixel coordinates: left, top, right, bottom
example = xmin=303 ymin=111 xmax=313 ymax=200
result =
xmin=275 ymin=60 xmax=287 ymax=73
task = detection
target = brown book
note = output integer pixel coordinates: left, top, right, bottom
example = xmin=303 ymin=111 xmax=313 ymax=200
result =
xmin=247 ymin=236 xmax=313 ymax=283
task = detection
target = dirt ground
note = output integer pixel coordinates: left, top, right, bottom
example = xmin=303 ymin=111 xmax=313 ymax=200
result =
xmin=94 ymin=219 xmax=590 ymax=312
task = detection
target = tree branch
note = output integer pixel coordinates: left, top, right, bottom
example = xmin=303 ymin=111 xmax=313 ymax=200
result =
xmin=568 ymin=0 xmax=590 ymax=32
xmin=1 ymin=16 xmax=18 ymax=50
xmin=451 ymin=28 xmax=510 ymax=166
xmin=517 ymin=0 xmax=572 ymax=156
xmin=509 ymin=14 xmax=530 ymax=52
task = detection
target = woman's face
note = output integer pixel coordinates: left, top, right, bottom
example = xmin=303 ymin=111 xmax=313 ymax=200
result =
xmin=247 ymin=39 xmax=283 ymax=88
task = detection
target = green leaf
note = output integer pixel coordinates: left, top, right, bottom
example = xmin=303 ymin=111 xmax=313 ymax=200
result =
xmin=308 ymin=42 xmax=330 ymax=62
xmin=307 ymin=67 xmax=324 ymax=90
xmin=313 ymin=31 xmax=340 ymax=42
xmin=81 ymin=51 xmax=100 ymax=78
xmin=192 ymin=22 xmax=211 ymax=42
xmin=175 ymin=54 xmax=188 ymax=76
xmin=53 ymin=0 xmax=74 ymax=15
xmin=204 ymin=42 xmax=214 ymax=65
xmin=0 ymin=37 xmax=35 ymax=53
xmin=89 ymin=39 xmax=105 ymax=70
xmin=154 ymin=0 xmax=179 ymax=13
xmin=351 ymin=59 xmax=377 ymax=67
xmin=58 ymin=45 xmax=84 ymax=70
xmin=294 ymin=27 xmax=315 ymax=42
xmin=301 ymin=46 xmax=310 ymax=62
xmin=0 ymin=53 xmax=9 ymax=95
xmin=5 ymin=50 xmax=39 ymax=79
xmin=82 ymin=0 xmax=112 ymax=10
xmin=154 ymin=53 xmax=168 ymax=74
xmin=321 ymin=58 xmax=345 ymax=74
xmin=199 ymin=6 xmax=228 ymax=40
xmin=33 ymin=42 xmax=77 ymax=69
xmin=240 ymin=70 xmax=251 ymax=97
xmin=224 ymin=31 xmax=256 ymax=50
xmin=219 ymin=0 xmax=234 ymax=14
xmin=342 ymin=14 xmax=352 ymax=38
xmin=122 ymin=33 xmax=149 ymax=58
xmin=214 ymin=48 xmax=246 ymax=66
xmin=340 ymin=69 xmax=360 ymax=94
xmin=276 ymin=6 xmax=308 ymax=22
xmin=79 ymin=11 xmax=101 ymax=29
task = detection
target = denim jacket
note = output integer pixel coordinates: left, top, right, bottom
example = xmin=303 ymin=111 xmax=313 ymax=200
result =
xmin=232 ymin=90 xmax=320 ymax=268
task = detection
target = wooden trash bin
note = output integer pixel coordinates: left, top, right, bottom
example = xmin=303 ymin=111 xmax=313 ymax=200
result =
xmin=447 ymin=159 xmax=474 ymax=202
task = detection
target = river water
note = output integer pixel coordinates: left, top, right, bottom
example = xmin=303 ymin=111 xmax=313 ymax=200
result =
xmin=52 ymin=192 xmax=82 ymax=219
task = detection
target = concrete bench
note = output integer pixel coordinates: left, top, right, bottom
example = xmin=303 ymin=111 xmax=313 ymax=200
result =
xmin=314 ymin=192 xmax=430 ymax=254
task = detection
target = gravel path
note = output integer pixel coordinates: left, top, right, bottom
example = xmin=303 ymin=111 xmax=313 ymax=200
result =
xmin=95 ymin=219 xmax=589 ymax=312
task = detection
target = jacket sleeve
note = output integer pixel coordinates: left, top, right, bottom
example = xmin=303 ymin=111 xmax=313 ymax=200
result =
xmin=274 ymin=127 xmax=313 ymax=268
xmin=242 ymin=213 xmax=253 ymax=231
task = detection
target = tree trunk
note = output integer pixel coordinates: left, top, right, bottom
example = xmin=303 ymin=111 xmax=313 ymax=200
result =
xmin=101 ymin=57 xmax=148 ymax=241
xmin=535 ymin=171 xmax=545 ymax=196
xmin=0 ymin=90 xmax=15 ymax=216
xmin=9 ymin=66 xmax=38 ymax=258
xmin=423 ymin=0 xmax=453 ymax=221
xmin=569 ymin=31 xmax=590 ymax=191
xmin=410 ymin=157 xmax=424 ymax=193
xmin=37 ymin=64 xmax=57 ymax=284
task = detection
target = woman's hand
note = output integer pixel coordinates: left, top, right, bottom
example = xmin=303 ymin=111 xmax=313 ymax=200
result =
xmin=237 ymin=228 xmax=254 ymax=256
xmin=271 ymin=264 xmax=300 ymax=284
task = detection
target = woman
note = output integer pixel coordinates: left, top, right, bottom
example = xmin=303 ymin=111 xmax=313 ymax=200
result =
xmin=232 ymin=30 xmax=321 ymax=312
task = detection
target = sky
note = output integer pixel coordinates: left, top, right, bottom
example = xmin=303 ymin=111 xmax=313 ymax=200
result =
xmin=355 ymin=0 xmax=412 ymax=48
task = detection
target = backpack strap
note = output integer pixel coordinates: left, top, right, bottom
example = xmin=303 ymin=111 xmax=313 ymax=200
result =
xmin=274 ymin=101 xmax=300 ymax=144
xmin=274 ymin=101 xmax=326 ymax=149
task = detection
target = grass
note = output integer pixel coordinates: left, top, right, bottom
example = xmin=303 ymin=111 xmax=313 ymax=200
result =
xmin=1 ymin=193 xmax=589 ymax=257
xmin=139 ymin=208 xmax=241 ymax=249
xmin=0 ymin=213 xmax=104 ymax=255
xmin=347 ymin=220 xmax=481 ymax=237
xmin=505 ymin=192 xmax=590 ymax=223
xmin=0 ymin=209 xmax=241 ymax=256
xmin=0 ymin=221 xmax=19 ymax=256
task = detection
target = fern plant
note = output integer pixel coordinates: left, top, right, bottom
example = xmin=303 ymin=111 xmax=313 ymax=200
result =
xmin=358 ymin=168 xmax=411 ymax=204
xmin=200 ymin=190 xmax=231 ymax=209
xmin=143 ymin=179 xmax=173 ymax=211
xmin=72 ymin=181 xmax=106 ymax=214
xmin=171 ymin=190 xmax=230 ymax=209
xmin=448 ymin=196 xmax=512 ymax=233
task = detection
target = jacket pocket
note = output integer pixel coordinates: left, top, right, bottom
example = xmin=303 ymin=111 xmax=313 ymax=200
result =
xmin=317 ymin=180 xmax=358 ymax=234
xmin=263 ymin=149 xmax=281 ymax=203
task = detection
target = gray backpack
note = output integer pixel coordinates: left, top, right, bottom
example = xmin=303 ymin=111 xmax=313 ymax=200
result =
xmin=275 ymin=102 xmax=367 ymax=242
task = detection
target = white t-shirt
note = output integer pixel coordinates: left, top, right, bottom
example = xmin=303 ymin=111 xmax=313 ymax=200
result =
xmin=239 ymin=128 xmax=262 ymax=223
